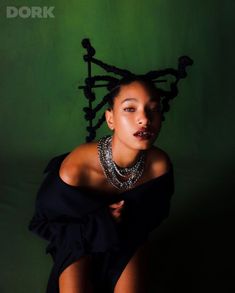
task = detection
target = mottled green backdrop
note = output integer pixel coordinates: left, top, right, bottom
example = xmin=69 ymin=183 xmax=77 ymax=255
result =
xmin=0 ymin=0 xmax=234 ymax=292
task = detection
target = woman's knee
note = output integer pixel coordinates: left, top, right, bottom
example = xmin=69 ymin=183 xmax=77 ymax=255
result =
xmin=114 ymin=241 xmax=150 ymax=293
xmin=59 ymin=254 xmax=93 ymax=293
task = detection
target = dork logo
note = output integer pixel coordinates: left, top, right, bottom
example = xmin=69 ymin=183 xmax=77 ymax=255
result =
xmin=6 ymin=6 xmax=55 ymax=18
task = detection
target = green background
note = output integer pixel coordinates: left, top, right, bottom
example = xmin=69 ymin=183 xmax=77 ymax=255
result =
xmin=0 ymin=0 xmax=234 ymax=292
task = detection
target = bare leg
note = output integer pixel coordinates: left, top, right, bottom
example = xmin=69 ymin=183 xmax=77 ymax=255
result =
xmin=59 ymin=255 xmax=94 ymax=293
xmin=114 ymin=241 xmax=149 ymax=293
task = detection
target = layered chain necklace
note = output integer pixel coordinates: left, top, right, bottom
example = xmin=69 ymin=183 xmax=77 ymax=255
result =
xmin=97 ymin=135 xmax=146 ymax=190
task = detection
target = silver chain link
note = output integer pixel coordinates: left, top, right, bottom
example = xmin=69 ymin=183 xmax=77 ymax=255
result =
xmin=97 ymin=135 xmax=146 ymax=190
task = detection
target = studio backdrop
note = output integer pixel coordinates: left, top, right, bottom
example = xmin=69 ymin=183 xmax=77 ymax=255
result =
xmin=0 ymin=1 xmax=234 ymax=292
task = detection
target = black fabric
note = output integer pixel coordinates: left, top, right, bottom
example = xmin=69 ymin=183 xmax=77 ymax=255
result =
xmin=28 ymin=152 xmax=175 ymax=292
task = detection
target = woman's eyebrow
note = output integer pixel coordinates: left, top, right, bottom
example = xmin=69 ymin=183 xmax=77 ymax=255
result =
xmin=121 ymin=98 xmax=138 ymax=104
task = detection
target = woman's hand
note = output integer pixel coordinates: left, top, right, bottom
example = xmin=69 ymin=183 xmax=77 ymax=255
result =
xmin=108 ymin=200 xmax=125 ymax=223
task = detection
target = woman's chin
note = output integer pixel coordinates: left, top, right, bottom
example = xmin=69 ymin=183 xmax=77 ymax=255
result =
xmin=135 ymin=141 xmax=154 ymax=150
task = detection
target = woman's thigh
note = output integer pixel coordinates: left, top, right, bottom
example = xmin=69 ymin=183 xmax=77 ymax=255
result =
xmin=114 ymin=241 xmax=150 ymax=293
xmin=59 ymin=254 xmax=93 ymax=293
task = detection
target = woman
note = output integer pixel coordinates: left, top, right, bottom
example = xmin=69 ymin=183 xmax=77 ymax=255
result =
xmin=28 ymin=75 xmax=175 ymax=293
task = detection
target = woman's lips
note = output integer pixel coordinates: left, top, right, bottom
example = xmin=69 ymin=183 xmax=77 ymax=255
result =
xmin=133 ymin=129 xmax=155 ymax=140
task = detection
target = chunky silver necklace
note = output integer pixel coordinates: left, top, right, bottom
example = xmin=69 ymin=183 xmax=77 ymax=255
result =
xmin=97 ymin=135 xmax=146 ymax=190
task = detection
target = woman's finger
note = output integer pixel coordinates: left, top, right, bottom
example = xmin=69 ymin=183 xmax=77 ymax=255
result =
xmin=109 ymin=200 xmax=125 ymax=209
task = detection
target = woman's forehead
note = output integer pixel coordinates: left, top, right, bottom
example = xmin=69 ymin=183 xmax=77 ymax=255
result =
xmin=116 ymin=81 xmax=160 ymax=103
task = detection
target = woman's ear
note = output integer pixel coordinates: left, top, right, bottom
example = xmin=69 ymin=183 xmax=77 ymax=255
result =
xmin=105 ymin=109 xmax=114 ymax=131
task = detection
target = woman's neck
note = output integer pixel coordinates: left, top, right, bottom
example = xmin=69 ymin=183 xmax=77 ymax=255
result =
xmin=111 ymin=134 xmax=143 ymax=168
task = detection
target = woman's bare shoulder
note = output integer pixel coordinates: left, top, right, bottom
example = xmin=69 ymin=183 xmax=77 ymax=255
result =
xmin=59 ymin=141 xmax=99 ymax=187
xmin=147 ymin=146 xmax=172 ymax=178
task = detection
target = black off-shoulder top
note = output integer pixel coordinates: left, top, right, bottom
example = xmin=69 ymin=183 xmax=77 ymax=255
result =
xmin=28 ymin=152 xmax=175 ymax=293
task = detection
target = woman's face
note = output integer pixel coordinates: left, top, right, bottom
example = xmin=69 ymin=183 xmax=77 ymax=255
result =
xmin=105 ymin=81 xmax=162 ymax=150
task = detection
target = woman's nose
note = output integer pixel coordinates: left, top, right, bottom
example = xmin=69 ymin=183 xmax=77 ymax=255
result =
xmin=137 ymin=112 xmax=151 ymax=126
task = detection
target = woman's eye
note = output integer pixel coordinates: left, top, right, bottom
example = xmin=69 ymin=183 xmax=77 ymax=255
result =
xmin=124 ymin=107 xmax=135 ymax=112
xmin=148 ymin=108 xmax=157 ymax=113
xmin=150 ymin=106 xmax=161 ymax=112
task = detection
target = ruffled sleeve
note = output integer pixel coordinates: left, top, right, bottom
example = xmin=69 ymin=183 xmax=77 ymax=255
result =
xmin=28 ymin=153 xmax=121 ymax=293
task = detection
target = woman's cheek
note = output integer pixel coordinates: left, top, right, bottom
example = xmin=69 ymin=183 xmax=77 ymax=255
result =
xmin=122 ymin=115 xmax=135 ymax=126
xmin=153 ymin=115 xmax=162 ymax=129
